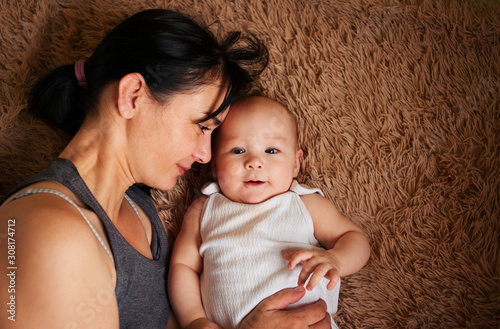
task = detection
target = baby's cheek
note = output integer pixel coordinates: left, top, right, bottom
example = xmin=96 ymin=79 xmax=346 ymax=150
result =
xmin=216 ymin=162 xmax=242 ymax=189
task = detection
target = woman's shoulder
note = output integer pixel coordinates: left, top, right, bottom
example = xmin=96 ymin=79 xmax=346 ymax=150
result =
xmin=0 ymin=181 xmax=111 ymax=259
xmin=0 ymin=187 xmax=118 ymax=327
xmin=3 ymin=181 xmax=86 ymax=221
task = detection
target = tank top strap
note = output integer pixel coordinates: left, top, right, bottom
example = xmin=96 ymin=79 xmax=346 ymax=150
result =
xmin=201 ymin=182 xmax=221 ymax=196
xmin=289 ymin=179 xmax=325 ymax=197
xmin=6 ymin=188 xmax=114 ymax=264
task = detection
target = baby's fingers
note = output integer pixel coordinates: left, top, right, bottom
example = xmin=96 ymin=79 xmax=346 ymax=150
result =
xmin=327 ymin=271 xmax=340 ymax=290
xmin=306 ymin=268 xmax=340 ymax=291
xmin=283 ymin=250 xmax=314 ymax=270
xmin=301 ymin=263 xmax=330 ymax=290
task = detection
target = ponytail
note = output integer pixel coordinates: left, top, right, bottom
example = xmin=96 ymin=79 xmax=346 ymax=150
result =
xmin=28 ymin=64 xmax=86 ymax=136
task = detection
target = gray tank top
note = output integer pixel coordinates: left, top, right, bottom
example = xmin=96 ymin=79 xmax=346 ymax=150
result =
xmin=1 ymin=158 xmax=171 ymax=328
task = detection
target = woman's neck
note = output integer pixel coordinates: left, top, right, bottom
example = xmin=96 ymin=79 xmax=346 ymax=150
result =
xmin=59 ymin=118 xmax=134 ymax=222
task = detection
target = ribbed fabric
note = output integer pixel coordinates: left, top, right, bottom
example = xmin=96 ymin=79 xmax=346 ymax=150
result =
xmin=1 ymin=158 xmax=170 ymax=328
xmin=199 ymin=180 xmax=339 ymax=329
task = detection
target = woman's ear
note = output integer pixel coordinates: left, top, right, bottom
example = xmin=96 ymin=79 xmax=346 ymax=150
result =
xmin=117 ymin=73 xmax=146 ymax=119
xmin=293 ymin=149 xmax=303 ymax=177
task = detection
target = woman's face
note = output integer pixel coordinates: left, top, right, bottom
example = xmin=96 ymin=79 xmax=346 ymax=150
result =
xmin=130 ymin=80 xmax=228 ymax=190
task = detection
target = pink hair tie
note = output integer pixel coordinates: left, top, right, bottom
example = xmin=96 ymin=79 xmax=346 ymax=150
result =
xmin=74 ymin=60 xmax=86 ymax=82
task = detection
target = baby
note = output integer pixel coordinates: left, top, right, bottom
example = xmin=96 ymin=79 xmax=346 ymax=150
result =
xmin=168 ymin=96 xmax=370 ymax=329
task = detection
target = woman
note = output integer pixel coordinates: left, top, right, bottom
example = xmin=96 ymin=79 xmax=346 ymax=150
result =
xmin=0 ymin=9 xmax=330 ymax=328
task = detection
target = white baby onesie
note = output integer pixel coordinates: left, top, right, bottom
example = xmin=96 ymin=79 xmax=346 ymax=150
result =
xmin=199 ymin=180 xmax=340 ymax=329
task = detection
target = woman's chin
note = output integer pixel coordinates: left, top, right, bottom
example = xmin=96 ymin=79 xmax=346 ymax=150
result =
xmin=149 ymin=176 xmax=178 ymax=191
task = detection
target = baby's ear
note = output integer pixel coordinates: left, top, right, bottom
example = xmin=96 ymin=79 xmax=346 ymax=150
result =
xmin=293 ymin=149 xmax=303 ymax=177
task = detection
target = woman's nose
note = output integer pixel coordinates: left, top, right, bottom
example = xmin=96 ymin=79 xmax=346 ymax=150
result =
xmin=193 ymin=136 xmax=212 ymax=164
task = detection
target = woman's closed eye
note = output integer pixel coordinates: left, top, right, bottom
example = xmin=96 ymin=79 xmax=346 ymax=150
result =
xmin=198 ymin=124 xmax=211 ymax=134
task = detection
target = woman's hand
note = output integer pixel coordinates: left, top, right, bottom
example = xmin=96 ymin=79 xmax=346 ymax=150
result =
xmin=239 ymin=286 xmax=330 ymax=329
xmin=284 ymin=249 xmax=342 ymax=291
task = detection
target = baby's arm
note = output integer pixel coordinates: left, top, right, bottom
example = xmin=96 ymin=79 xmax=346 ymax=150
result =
xmin=285 ymin=193 xmax=370 ymax=290
xmin=168 ymin=196 xmax=221 ymax=329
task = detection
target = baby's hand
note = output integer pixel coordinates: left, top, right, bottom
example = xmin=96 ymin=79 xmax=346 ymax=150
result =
xmin=186 ymin=317 xmax=223 ymax=329
xmin=283 ymin=250 xmax=341 ymax=291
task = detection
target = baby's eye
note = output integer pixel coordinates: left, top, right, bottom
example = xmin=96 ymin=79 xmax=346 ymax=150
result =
xmin=265 ymin=148 xmax=279 ymax=154
xmin=231 ymin=148 xmax=245 ymax=154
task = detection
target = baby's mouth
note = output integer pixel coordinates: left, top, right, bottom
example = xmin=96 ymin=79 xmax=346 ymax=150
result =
xmin=245 ymin=180 xmax=265 ymax=186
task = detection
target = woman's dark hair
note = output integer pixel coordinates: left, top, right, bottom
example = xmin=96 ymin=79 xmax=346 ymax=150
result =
xmin=29 ymin=9 xmax=268 ymax=135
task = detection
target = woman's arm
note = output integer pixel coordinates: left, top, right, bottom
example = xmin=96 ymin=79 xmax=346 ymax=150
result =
xmin=168 ymin=196 xmax=221 ymax=329
xmin=0 ymin=195 xmax=119 ymax=328
xmin=285 ymin=193 xmax=371 ymax=290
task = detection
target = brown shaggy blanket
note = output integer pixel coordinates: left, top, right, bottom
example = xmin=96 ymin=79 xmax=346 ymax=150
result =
xmin=0 ymin=0 xmax=498 ymax=328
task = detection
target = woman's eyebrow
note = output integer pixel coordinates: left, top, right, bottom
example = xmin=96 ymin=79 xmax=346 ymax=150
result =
xmin=198 ymin=112 xmax=222 ymax=126
xmin=197 ymin=117 xmax=221 ymax=127
xmin=210 ymin=116 xmax=222 ymax=126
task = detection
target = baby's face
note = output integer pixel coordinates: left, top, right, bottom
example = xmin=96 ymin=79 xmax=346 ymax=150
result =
xmin=213 ymin=97 xmax=302 ymax=204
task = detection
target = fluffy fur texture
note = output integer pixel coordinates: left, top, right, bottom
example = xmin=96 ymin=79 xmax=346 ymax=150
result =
xmin=0 ymin=0 xmax=498 ymax=327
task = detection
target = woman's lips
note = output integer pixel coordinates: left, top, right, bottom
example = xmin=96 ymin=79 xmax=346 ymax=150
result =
xmin=177 ymin=165 xmax=188 ymax=175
